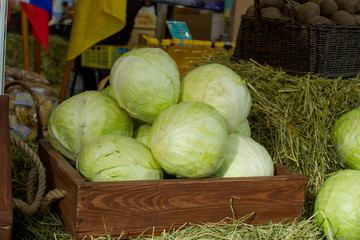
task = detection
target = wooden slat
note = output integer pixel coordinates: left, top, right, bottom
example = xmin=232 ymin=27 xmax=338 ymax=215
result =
xmin=39 ymin=141 xmax=83 ymax=237
xmin=75 ymin=172 xmax=306 ymax=238
xmin=275 ymin=163 xmax=302 ymax=175
xmin=0 ymin=96 xmax=12 ymax=240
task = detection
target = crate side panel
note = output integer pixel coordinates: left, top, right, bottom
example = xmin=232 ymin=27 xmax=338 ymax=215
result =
xmin=0 ymin=96 xmax=12 ymax=240
xmin=275 ymin=163 xmax=301 ymax=175
xmin=76 ymin=175 xmax=307 ymax=238
xmin=0 ymin=226 xmax=12 ymax=240
xmin=39 ymin=141 xmax=83 ymax=236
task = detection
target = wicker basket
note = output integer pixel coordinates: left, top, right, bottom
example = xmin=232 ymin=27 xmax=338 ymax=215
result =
xmin=231 ymin=0 xmax=360 ymax=78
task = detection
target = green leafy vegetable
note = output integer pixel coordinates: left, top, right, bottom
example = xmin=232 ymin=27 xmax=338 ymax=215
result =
xmin=333 ymin=107 xmax=360 ymax=170
xmin=150 ymin=101 xmax=229 ymax=178
xmin=234 ymin=119 xmax=251 ymax=137
xmin=212 ymin=133 xmax=274 ymax=178
xmin=180 ymin=63 xmax=252 ymax=132
xmin=110 ymin=47 xmax=180 ymax=123
xmin=134 ymin=123 xmax=152 ymax=148
xmin=48 ymin=91 xmax=133 ymax=162
xmin=314 ymin=169 xmax=360 ymax=240
xmin=77 ymin=134 xmax=163 ymax=182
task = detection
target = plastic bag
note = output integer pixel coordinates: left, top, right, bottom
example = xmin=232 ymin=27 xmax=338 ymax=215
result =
xmin=5 ymin=66 xmax=59 ymax=142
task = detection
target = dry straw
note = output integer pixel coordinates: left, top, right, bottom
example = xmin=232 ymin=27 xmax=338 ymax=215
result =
xmin=6 ymin=33 xmax=67 ymax=90
xmin=213 ymin=56 xmax=360 ymax=217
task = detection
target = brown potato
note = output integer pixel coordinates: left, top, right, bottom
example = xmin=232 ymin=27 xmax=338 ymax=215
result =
xmin=352 ymin=13 xmax=360 ymax=24
xmin=355 ymin=0 xmax=360 ymax=13
xmin=246 ymin=4 xmax=255 ymax=16
xmin=309 ymin=0 xmax=324 ymax=4
xmin=296 ymin=2 xmax=321 ymax=23
xmin=331 ymin=10 xmax=356 ymax=24
xmin=335 ymin=0 xmax=356 ymax=13
xmin=259 ymin=0 xmax=286 ymax=10
xmin=282 ymin=16 xmax=291 ymax=22
xmin=261 ymin=7 xmax=284 ymax=19
xmin=320 ymin=0 xmax=338 ymax=17
xmin=308 ymin=15 xmax=332 ymax=24
xmin=283 ymin=1 xmax=301 ymax=17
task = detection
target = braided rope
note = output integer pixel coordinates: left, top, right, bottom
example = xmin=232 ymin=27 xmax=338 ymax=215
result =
xmin=38 ymin=189 xmax=67 ymax=215
xmin=26 ymin=167 xmax=38 ymax=204
xmin=11 ymin=136 xmax=66 ymax=215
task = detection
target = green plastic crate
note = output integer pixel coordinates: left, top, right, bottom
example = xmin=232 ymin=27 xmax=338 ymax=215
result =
xmin=81 ymin=45 xmax=131 ymax=69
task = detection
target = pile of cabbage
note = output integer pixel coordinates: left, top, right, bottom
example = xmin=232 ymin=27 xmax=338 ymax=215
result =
xmin=314 ymin=108 xmax=360 ymax=239
xmin=47 ymin=47 xmax=274 ymax=182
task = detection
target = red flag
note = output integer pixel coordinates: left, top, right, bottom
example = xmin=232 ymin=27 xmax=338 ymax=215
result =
xmin=20 ymin=0 xmax=52 ymax=52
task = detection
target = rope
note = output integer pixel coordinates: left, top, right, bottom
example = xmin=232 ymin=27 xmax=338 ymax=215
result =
xmin=26 ymin=168 xmax=38 ymax=204
xmin=38 ymin=189 xmax=67 ymax=215
xmin=11 ymin=136 xmax=66 ymax=215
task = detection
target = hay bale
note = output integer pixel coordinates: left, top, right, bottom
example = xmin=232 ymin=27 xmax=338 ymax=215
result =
xmin=296 ymin=2 xmax=321 ymax=23
xmin=213 ymin=56 xmax=360 ymax=218
xmin=6 ymin=33 xmax=68 ymax=91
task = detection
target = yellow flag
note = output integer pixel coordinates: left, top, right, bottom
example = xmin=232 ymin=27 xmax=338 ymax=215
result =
xmin=66 ymin=0 xmax=127 ymax=61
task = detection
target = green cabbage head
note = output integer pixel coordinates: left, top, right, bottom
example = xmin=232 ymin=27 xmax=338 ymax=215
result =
xmin=150 ymin=101 xmax=229 ymax=178
xmin=180 ymin=63 xmax=252 ymax=132
xmin=77 ymin=134 xmax=163 ymax=182
xmin=314 ymin=169 xmax=360 ymax=240
xmin=134 ymin=123 xmax=152 ymax=148
xmin=48 ymin=91 xmax=133 ymax=162
xmin=101 ymin=85 xmax=115 ymax=99
xmin=333 ymin=107 xmax=360 ymax=170
xmin=234 ymin=119 xmax=251 ymax=137
xmin=212 ymin=133 xmax=274 ymax=178
xmin=110 ymin=47 xmax=180 ymax=123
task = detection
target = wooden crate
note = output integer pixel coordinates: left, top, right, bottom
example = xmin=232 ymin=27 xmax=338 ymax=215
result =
xmin=0 ymin=96 xmax=12 ymax=240
xmin=39 ymin=141 xmax=308 ymax=240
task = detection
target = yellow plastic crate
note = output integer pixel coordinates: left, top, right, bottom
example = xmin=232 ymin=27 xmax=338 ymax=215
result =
xmin=81 ymin=45 xmax=132 ymax=69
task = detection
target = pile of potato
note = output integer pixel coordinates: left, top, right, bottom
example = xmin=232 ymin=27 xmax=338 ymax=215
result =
xmin=246 ymin=0 xmax=360 ymax=25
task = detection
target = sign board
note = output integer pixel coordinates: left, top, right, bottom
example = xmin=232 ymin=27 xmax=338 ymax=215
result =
xmin=166 ymin=21 xmax=192 ymax=40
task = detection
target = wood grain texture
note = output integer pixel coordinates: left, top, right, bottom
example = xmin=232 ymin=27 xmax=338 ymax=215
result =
xmin=39 ymin=141 xmax=308 ymax=240
xmin=0 ymin=226 xmax=12 ymax=240
xmin=39 ymin=141 xmax=83 ymax=236
xmin=76 ymin=175 xmax=306 ymax=238
xmin=0 ymin=96 xmax=13 ymax=240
